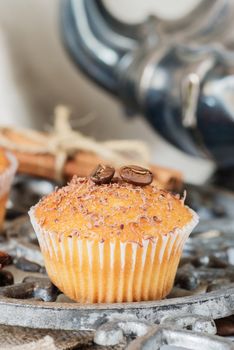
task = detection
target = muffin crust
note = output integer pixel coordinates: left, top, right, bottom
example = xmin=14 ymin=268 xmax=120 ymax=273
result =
xmin=34 ymin=176 xmax=192 ymax=244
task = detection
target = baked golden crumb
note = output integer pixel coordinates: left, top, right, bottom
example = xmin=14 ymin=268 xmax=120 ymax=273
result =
xmin=35 ymin=177 xmax=192 ymax=244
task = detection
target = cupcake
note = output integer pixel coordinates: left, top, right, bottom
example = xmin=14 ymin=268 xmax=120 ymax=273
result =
xmin=0 ymin=149 xmax=18 ymax=229
xmin=29 ymin=164 xmax=198 ymax=303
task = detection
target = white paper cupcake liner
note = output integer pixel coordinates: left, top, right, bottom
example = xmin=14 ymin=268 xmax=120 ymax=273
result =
xmin=29 ymin=206 xmax=198 ymax=303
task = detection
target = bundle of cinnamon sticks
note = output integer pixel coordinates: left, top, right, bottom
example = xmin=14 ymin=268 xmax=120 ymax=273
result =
xmin=0 ymin=127 xmax=182 ymax=191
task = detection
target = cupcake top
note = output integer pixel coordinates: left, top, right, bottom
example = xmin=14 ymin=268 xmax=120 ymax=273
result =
xmin=33 ymin=165 xmax=193 ymax=244
xmin=0 ymin=149 xmax=10 ymax=173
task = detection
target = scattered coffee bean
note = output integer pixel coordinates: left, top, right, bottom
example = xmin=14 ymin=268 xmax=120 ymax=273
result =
xmin=0 ymin=270 xmax=14 ymax=286
xmin=0 ymin=277 xmax=59 ymax=301
xmin=119 ymin=165 xmax=153 ymax=186
xmin=175 ymin=264 xmax=200 ymax=290
xmin=0 ymin=251 xmax=12 ymax=269
xmin=15 ymin=257 xmax=42 ymax=273
xmin=90 ymin=164 xmax=115 ymax=184
xmin=176 ymin=273 xmax=199 ymax=290
xmin=216 ymin=316 xmax=234 ymax=336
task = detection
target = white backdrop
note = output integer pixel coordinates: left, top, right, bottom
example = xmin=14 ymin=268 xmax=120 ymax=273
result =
xmin=0 ymin=0 xmax=214 ymax=183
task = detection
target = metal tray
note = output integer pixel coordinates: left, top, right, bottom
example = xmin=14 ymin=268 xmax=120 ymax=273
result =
xmin=0 ymin=176 xmax=234 ymax=332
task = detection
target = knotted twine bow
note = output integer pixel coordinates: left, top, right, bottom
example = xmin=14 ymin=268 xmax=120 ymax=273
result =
xmin=0 ymin=106 xmax=150 ymax=181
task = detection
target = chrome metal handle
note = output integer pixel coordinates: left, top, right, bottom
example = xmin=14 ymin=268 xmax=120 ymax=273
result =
xmin=182 ymin=57 xmax=215 ymax=128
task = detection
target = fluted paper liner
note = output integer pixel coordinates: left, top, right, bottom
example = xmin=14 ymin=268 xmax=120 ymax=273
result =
xmin=29 ymin=207 xmax=198 ymax=303
xmin=0 ymin=152 xmax=18 ymax=229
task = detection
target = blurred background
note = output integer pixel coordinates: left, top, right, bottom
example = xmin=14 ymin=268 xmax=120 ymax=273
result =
xmin=0 ymin=0 xmax=214 ymax=183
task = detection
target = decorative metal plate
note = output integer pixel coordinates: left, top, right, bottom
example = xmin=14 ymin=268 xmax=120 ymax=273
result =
xmin=0 ymin=176 xmax=234 ymax=332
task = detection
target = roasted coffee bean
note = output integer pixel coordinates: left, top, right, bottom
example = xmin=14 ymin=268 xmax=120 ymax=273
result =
xmin=176 ymin=273 xmax=200 ymax=290
xmin=90 ymin=164 xmax=115 ymax=184
xmin=0 ymin=251 xmax=12 ymax=269
xmin=216 ymin=316 xmax=234 ymax=336
xmin=175 ymin=264 xmax=200 ymax=290
xmin=119 ymin=165 xmax=153 ymax=186
xmin=0 ymin=270 xmax=14 ymax=286
xmin=15 ymin=257 xmax=42 ymax=273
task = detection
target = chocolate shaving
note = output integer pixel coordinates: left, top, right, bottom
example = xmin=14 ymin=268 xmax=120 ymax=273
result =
xmin=167 ymin=201 xmax=173 ymax=211
xmin=153 ymin=216 xmax=162 ymax=223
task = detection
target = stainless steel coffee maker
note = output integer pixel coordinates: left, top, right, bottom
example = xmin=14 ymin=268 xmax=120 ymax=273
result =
xmin=61 ymin=0 xmax=234 ymax=169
